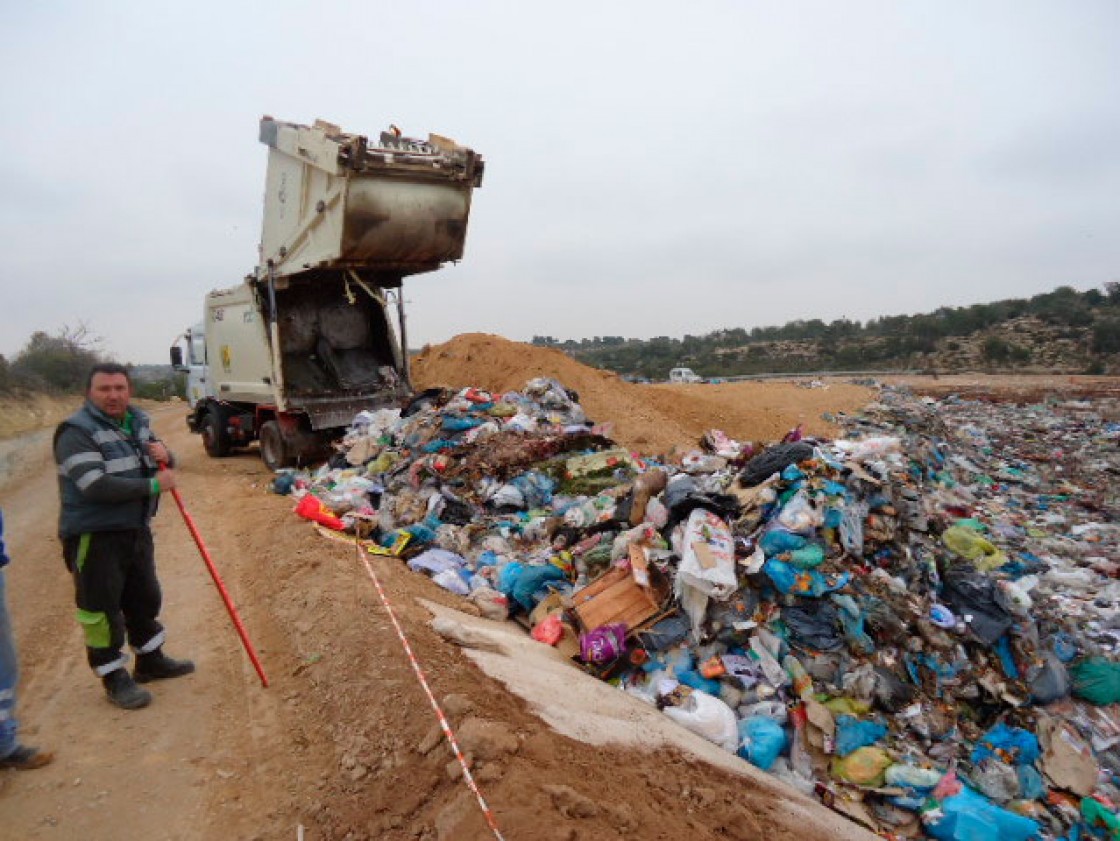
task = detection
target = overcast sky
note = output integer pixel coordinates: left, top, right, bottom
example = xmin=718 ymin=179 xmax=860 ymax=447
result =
xmin=1 ymin=1 xmax=1117 ymax=364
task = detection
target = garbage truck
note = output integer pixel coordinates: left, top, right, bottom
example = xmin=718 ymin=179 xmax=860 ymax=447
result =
xmin=171 ymin=116 xmax=484 ymax=470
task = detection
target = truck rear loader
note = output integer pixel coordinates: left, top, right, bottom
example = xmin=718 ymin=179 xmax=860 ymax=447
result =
xmin=171 ymin=117 xmax=484 ymax=470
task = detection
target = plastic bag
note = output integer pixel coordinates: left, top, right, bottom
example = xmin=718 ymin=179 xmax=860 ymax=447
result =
xmin=675 ymin=509 xmax=737 ymax=599
xmin=293 ymin=494 xmax=345 ymax=530
xmin=1071 ymin=657 xmax=1120 ymax=706
xmin=531 ymin=614 xmax=564 ymax=645
xmin=430 ymin=568 xmax=470 ymax=596
xmin=831 ymin=746 xmax=893 ymax=787
xmin=939 ymin=565 xmax=1014 ymax=645
xmin=1028 ymin=652 xmax=1070 ymax=704
xmin=922 ymin=784 xmax=1041 ymax=841
xmin=970 ymin=723 xmax=1040 ymax=767
xmin=885 ymin=764 xmax=943 ymax=790
xmin=764 ymin=559 xmax=850 ymax=598
xmin=776 ymin=490 xmax=821 ymax=533
xmin=942 ymin=526 xmax=1008 ymax=571
xmin=509 ymin=564 xmax=566 ymax=611
xmin=783 ymin=600 xmax=844 ymax=652
xmin=737 ymin=715 xmax=786 ymax=770
xmin=835 ymin=715 xmax=888 ymax=758
xmin=661 ymin=688 xmax=739 ymax=753
xmin=759 ymin=526 xmax=808 ymax=557
xmin=1081 ymin=797 xmax=1120 ymax=839
xmin=833 ymin=593 xmax=875 ymax=655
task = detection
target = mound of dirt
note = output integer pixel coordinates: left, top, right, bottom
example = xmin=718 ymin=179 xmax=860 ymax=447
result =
xmin=412 ymin=333 xmax=876 ymax=455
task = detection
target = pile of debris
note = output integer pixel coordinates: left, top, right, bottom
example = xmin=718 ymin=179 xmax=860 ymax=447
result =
xmin=273 ymin=378 xmax=1120 ymax=840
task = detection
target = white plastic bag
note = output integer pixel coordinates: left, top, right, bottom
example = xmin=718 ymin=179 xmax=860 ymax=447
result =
xmin=661 ymin=689 xmax=739 ymax=753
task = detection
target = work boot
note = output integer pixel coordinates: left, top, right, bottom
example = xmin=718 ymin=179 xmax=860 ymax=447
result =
xmin=0 ymin=744 xmax=54 ymax=770
xmin=103 ymin=669 xmax=152 ymax=710
xmin=134 ymin=649 xmax=195 ymax=683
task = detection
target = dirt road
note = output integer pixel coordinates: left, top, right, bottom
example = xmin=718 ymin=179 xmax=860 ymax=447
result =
xmin=0 ymin=385 xmax=886 ymax=840
xmin=1 ymin=404 xmax=302 ymax=839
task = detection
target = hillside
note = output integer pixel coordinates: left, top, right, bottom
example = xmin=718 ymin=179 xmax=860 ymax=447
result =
xmin=558 ymin=284 xmax=1120 ymax=379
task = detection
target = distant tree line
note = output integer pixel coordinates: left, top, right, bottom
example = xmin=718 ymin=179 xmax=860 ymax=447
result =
xmin=534 ymin=283 xmax=1120 ymax=379
xmin=0 ymin=324 xmax=184 ymax=400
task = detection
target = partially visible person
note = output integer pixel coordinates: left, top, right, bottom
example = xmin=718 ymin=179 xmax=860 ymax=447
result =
xmin=54 ymin=363 xmax=194 ymax=710
xmin=0 ymin=508 xmax=53 ymax=769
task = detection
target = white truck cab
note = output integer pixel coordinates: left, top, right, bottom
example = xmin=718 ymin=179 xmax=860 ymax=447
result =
xmin=169 ymin=322 xmax=210 ymax=408
xmin=669 ymin=367 xmax=703 ymax=384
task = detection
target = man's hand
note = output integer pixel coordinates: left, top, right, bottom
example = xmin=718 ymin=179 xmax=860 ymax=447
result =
xmin=156 ymin=469 xmax=177 ymax=492
xmin=148 ymin=442 xmax=171 ymax=466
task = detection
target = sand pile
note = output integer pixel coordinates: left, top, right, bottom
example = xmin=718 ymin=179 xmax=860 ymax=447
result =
xmin=411 ymin=333 xmax=876 ymax=455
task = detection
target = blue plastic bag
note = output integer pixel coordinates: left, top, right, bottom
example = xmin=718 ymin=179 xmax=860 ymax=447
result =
xmin=922 ymin=785 xmax=1041 ymax=841
xmin=509 ymin=563 xmax=566 ymax=611
xmin=970 ymin=723 xmax=1040 ymax=767
xmin=759 ymin=527 xmax=808 ymax=557
xmin=737 ymin=715 xmax=786 ymax=770
xmin=835 ymin=715 xmax=888 ymax=757
xmin=764 ymin=559 xmax=850 ymax=598
xmin=497 ymin=561 xmax=525 ymax=595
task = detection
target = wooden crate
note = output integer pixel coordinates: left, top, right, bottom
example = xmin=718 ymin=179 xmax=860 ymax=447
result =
xmin=570 ymin=562 xmax=667 ymax=633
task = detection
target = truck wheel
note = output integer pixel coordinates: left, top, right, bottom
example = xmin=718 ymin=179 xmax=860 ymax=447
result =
xmin=201 ymin=410 xmax=231 ymax=458
xmin=259 ymin=421 xmax=292 ymax=472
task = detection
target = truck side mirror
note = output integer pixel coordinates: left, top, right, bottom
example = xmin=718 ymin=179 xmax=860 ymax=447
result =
xmin=170 ymin=346 xmax=184 ymax=369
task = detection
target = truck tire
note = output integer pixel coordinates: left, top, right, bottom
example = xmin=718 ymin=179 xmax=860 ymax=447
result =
xmin=201 ymin=409 xmax=232 ymax=458
xmin=259 ymin=421 xmax=292 ymax=472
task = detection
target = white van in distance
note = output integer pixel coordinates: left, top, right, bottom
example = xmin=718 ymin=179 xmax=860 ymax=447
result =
xmin=669 ymin=367 xmax=703 ymax=384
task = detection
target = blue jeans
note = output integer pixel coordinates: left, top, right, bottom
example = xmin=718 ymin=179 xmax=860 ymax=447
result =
xmin=0 ymin=569 xmax=19 ymax=758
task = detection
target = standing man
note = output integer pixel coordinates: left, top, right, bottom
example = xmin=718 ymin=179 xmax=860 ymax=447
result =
xmin=54 ymin=363 xmax=194 ymax=710
xmin=0 ymin=509 xmax=53 ymax=768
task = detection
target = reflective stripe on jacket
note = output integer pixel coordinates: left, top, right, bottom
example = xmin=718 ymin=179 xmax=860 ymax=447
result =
xmin=54 ymin=402 xmax=162 ymax=538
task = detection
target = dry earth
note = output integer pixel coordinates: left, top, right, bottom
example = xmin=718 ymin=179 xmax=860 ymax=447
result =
xmin=1 ymin=334 xmax=1114 ymax=840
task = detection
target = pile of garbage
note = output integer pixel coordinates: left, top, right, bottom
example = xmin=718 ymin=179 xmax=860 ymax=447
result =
xmin=273 ymin=378 xmax=1120 ymax=840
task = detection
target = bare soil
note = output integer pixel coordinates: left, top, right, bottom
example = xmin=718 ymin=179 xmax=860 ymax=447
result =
xmin=1 ymin=337 xmax=1114 ymax=840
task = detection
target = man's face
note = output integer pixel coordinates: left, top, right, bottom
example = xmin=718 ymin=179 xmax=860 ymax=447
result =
xmin=88 ymin=373 xmax=131 ymax=420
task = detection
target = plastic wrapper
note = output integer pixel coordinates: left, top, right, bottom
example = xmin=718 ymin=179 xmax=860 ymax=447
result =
xmin=579 ymin=623 xmax=627 ymax=664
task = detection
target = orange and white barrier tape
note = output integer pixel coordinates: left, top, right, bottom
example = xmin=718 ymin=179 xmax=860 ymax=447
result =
xmin=353 ymin=540 xmax=507 ymax=840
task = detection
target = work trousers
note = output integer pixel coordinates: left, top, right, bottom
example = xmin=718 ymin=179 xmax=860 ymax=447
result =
xmin=63 ymin=529 xmax=164 ymax=676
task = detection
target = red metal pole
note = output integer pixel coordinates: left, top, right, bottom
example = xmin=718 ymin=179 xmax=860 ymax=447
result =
xmin=165 ymin=482 xmax=270 ymax=688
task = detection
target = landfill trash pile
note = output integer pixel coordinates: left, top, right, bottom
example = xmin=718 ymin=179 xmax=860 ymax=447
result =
xmin=272 ymin=378 xmax=1120 ymax=840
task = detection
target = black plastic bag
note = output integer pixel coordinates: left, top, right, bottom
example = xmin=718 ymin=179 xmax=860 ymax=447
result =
xmin=783 ymin=599 xmax=844 ymax=652
xmin=939 ymin=564 xmax=1013 ymax=645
